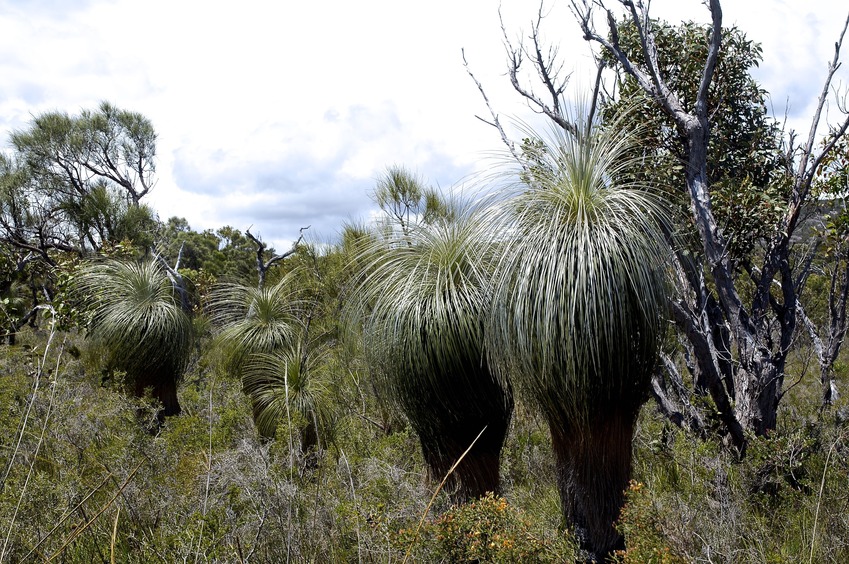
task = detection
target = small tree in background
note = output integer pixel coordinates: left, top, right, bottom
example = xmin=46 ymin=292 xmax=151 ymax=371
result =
xmin=210 ymin=271 xmax=312 ymax=440
xmin=240 ymin=341 xmax=329 ymax=450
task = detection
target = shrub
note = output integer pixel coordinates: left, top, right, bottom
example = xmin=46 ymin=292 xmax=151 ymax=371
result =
xmin=396 ymin=492 xmax=576 ymax=562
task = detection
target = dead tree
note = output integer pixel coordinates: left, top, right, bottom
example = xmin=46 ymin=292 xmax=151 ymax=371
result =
xmin=573 ymin=0 xmax=849 ymax=449
xmin=246 ymin=226 xmax=308 ymax=289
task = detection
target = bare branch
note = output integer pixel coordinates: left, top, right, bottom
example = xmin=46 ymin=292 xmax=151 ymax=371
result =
xmin=695 ymin=0 xmax=723 ymax=118
xmin=501 ymin=4 xmax=577 ymax=134
xmin=153 ymin=249 xmax=191 ymax=313
xmin=797 ymin=12 xmax=849 ymax=191
xmin=246 ymin=226 xmax=309 ymax=289
xmin=462 ymin=48 xmax=524 ymax=165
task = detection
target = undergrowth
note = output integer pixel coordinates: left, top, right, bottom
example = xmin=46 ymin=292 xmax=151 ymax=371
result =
xmin=1 ymin=326 xmax=847 ymax=562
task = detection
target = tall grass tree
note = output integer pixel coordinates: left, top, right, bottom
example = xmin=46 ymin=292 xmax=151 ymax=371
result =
xmin=347 ymin=192 xmax=513 ymax=503
xmin=74 ymin=258 xmax=194 ymax=419
xmin=486 ymin=116 xmax=671 ymax=561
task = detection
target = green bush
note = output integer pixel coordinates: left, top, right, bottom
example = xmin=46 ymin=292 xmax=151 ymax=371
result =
xmin=396 ymin=493 xmax=576 ymax=562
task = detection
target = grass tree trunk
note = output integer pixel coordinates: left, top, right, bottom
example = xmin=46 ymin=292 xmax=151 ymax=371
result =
xmin=549 ymin=409 xmax=638 ymax=561
xmin=403 ymin=362 xmax=513 ymax=504
xmin=418 ymin=388 xmax=512 ymax=502
xmin=134 ymin=372 xmax=181 ymax=419
xmin=347 ymin=190 xmax=512 ymax=506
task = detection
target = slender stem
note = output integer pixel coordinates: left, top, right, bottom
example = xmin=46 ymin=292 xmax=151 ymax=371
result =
xmin=1 ymin=312 xmax=61 ymax=563
xmin=401 ymin=426 xmax=487 ymax=564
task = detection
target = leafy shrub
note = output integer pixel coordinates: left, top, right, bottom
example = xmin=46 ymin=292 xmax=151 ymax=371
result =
xmin=396 ymin=492 xmax=576 ymax=562
xmin=614 ymin=481 xmax=687 ymax=564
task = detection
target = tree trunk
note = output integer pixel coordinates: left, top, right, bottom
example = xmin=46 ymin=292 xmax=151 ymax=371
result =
xmin=419 ymin=420 xmax=509 ymax=504
xmin=415 ymin=379 xmax=513 ymax=504
xmin=549 ymin=409 xmax=637 ymax=563
xmin=402 ymin=362 xmax=513 ymax=504
xmin=729 ymin=341 xmax=788 ymax=437
xmin=134 ymin=372 xmax=181 ymax=422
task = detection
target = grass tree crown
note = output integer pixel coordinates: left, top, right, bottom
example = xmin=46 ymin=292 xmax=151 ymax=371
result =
xmin=209 ymin=270 xmax=306 ymax=370
xmin=75 ymin=258 xmax=193 ymax=376
xmin=486 ymin=116 xmax=672 ymax=424
xmin=350 ymin=204 xmax=499 ymax=415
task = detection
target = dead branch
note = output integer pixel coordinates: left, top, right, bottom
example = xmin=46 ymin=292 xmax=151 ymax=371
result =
xmin=246 ymin=226 xmax=309 ymax=289
xmin=462 ymin=48 xmax=524 ymax=165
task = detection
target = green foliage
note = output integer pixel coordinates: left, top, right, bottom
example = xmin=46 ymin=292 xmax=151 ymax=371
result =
xmin=488 ymin=113 xmax=670 ymax=426
xmin=210 ymin=271 xmax=305 ymax=370
xmin=2 ymin=102 xmax=158 ymax=258
xmin=347 ymin=193 xmax=513 ymax=501
xmin=602 ymin=20 xmax=787 ymax=264
xmin=372 ymin=165 xmax=453 ymax=233
xmin=0 ymin=306 xmax=847 ymax=562
xmin=241 ymin=344 xmax=330 ymax=444
xmin=208 ymin=265 xmax=343 ymax=447
xmin=158 ymin=217 xmax=259 ymax=284
xmin=397 ymin=493 xmax=577 ymax=562
xmin=626 ymin=406 xmax=849 ymax=563
xmin=72 ymin=257 xmax=194 ymax=415
xmin=614 ymin=482 xmax=687 ymax=564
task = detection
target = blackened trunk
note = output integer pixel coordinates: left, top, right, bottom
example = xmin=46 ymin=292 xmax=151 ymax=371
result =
xmin=403 ymin=361 xmax=513 ymax=504
xmin=549 ymin=409 xmax=637 ymax=563
xmin=134 ymin=372 xmax=181 ymax=421
xmin=419 ymin=415 xmax=511 ymax=503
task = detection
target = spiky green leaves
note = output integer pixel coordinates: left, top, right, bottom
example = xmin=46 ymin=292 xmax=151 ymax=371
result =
xmin=210 ymin=271 xmax=327 ymax=441
xmin=487 ymin=120 xmax=671 ymax=425
xmin=74 ymin=258 xmax=193 ymax=416
xmin=240 ymin=342 xmax=328 ymax=440
xmin=75 ymin=258 xmax=193 ymax=377
xmin=348 ymin=203 xmax=514 ymax=499
xmin=350 ymin=210 xmax=497 ymax=416
xmin=209 ymin=271 xmax=305 ymax=373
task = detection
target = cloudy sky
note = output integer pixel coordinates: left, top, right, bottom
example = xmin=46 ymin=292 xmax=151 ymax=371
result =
xmin=1 ymin=0 xmax=847 ymax=250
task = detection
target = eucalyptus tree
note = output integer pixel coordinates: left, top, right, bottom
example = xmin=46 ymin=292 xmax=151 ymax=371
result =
xmin=74 ymin=258 xmax=194 ymax=419
xmin=485 ymin=117 xmax=671 ymax=561
xmin=2 ymin=102 xmax=159 ymax=261
xmin=348 ymin=169 xmax=512 ymax=502
xmin=1 ymin=104 xmax=159 ymax=343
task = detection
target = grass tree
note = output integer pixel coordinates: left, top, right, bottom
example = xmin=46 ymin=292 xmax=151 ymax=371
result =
xmin=210 ymin=270 xmax=320 ymax=443
xmin=240 ymin=341 xmax=329 ymax=450
xmin=74 ymin=258 xmax=194 ymax=419
xmin=210 ymin=271 xmax=304 ymax=372
xmin=348 ymin=177 xmax=513 ymax=503
xmin=486 ymin=118 xmax=671 ymax=561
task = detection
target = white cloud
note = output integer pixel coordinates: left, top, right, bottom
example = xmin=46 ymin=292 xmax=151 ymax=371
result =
xmin=1 ymin=0 xmax=848 ymax=250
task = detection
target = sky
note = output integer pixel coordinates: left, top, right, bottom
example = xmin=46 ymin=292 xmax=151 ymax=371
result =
xmin=1 ymin=0 xmax=847 ymax=251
